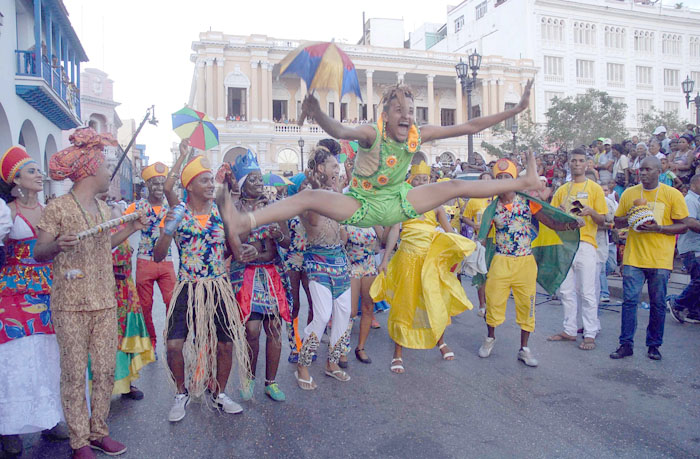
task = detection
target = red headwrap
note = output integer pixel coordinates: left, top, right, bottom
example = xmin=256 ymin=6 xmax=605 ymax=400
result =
xmin=49 ymin=127 xmax=118 ymax=182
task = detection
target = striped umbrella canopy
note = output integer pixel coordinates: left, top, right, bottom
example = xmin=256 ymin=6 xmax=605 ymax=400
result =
xmin=262 ymin=172 xmax=294 ymax=186
xmin=171 ymin=107 xmax=219 ymax=151
xmin=279 ymin=42 xmax=362 ymax=100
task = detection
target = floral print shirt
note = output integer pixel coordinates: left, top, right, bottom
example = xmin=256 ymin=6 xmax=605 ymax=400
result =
xmin=173 ymin=203 xmax=226 ymax=281
xmin=125 ymin=199 xmax=170 ymax=260
xmin=492 ymin=194 xmax=540 ymax=257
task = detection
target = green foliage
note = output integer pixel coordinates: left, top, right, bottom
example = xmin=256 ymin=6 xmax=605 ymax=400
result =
xmin=544 ymin=89 xmax=629 ymax=149
xmin=637 ymin=107 xmax=690 ymax=137
xmin=479 ymin=110 xmax=543 ymax=159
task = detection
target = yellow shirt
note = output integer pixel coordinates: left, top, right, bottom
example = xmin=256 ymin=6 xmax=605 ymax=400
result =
xmin=551 ymin=179 xmax=607 ymax=248
xmin=615 ymin=184 xmax=688 ymax=270
xmin=464 ymin=197 xmax=493 ymax=228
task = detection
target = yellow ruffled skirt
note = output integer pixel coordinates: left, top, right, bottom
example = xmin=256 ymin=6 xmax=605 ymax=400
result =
xmin=371 ymin=231 xmax=475 ymax=349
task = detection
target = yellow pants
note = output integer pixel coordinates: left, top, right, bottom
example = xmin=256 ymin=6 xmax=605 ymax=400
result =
xmin=485 ymin=254 xmax=537 ymax=332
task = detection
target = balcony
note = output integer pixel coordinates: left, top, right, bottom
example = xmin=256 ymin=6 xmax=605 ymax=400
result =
xmin=577 ymin=77 xmax=595 ymax=86
xmin=14 ymin=50 xmax=81 ymax=129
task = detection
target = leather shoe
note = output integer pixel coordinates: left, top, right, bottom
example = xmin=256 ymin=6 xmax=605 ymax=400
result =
xmin=647 ymin=346 xmax=662 ymax=360
xmin=610 ymin=344 xmax=633 ymax=359
xmin=90 ymin=436 xmax=126 ymax=455
xmin=72 ymin=446 xmax=96 ymax=459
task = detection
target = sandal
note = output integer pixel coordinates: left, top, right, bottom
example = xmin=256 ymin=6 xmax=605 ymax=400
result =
xmin=354 ymin=348 xmax=372 ymax=364
xmin=294 ymin=371 xmax=316 ymax=390
xmin=324 ymin=369 xmax=351 ymax=382
xmin=371 ymin=319 xmax=381 ymax=329
xmin=579 ymin=337 xmax=596 ymax=351
xmin=390 ymin=358 xmax=405 ymax=374
xmin=547 ymin=332 xmax=577 ymax=342
xmin=438 ymin=343 xmax=455 ymax=360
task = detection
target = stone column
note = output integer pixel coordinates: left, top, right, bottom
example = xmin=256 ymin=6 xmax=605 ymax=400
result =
xmin=205 ymin=58 xmax=215 ymax=116
xmin=250 ymin=61 xmax=259 ymax=121
xmin=261 ymin=62 xmax=271 ymax=122
xmin=267 ymin=63 xmax=273 ymax=121
xmin=366 ymin=70 xmax=374 ymax=121
xmin=482 ymin=79 xmax=490 ymax=116
xmin=427 ymin=75 xmax=435 ymax=125
xmin=196 ymin=59 xmax=206 ymax=111
xmin=216 ymin=58 xmax=225 ymax=120
xmin=455 ymin=77 xmax=464 ymax=124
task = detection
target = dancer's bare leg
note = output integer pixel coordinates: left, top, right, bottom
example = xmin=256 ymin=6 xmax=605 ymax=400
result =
xmin=407 ymin=152 xmax=539 ymax=214
xmin=219 ymin=187 xmax=360 ymax=235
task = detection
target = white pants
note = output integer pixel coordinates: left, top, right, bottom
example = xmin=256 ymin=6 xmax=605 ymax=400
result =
xmin=559 ymin=242 xmax=600 ymax=338
xmin=300 ymin=281 xmax=351 ymax=364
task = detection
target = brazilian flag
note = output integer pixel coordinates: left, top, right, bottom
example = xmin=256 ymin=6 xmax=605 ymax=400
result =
xmin=474 ymin=192 xmax=580 ymax=295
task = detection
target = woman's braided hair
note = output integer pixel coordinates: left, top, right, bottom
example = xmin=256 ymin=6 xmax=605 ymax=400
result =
xmin=307 ymin=146 xmax=334 ymax=171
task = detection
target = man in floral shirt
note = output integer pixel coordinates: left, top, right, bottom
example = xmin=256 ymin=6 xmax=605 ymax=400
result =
xmin=478 ymin=159 xmax=582 ymax=367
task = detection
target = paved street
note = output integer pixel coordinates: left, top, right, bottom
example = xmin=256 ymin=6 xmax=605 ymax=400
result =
xmin=16 ymin=237 xmax=700 ymax=459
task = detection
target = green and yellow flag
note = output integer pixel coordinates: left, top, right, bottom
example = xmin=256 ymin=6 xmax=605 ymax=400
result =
xmin=474 ymin=192 xmax=580 ymax=295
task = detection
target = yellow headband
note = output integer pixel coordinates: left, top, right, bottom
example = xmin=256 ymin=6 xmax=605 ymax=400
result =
xmin=410 ymin=161 xmax=431 ymax=177
xmin=181 ymin=155 xmax=211 ymax=189
xmin=141 ymin=162 xmax=169 ymax=182
xmin=492 ymin=158 xmax=517 ymax=179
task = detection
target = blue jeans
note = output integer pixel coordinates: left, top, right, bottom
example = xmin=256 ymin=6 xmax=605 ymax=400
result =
xmin=599 ymin=243 xmax=617 ymax=299
xmin=620 ymin=265 xmax=670 ymax=347
xmin=674 ymin=252 xmax=700 ymax=315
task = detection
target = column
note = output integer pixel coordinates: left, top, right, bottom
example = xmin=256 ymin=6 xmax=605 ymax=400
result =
xmin=489 ymin=79 xmax=498 ymax=115
xmin=250 ymin=61 xmax=259 ymax=121
xmin=33 ymin=0 xmax=42 ymax=76
xmin=205 ymin=58 xmax=215 ymax=116
xmin=216 ymin=58 xmax=225 ymax=120
xmin=196 ymin=59 xmax=206 ymax=111
xmin=427 ymin=75 xmax=435 ymax=125
xmin=267 ymin=62 xmax=273 ymax=121
xmin=260 ymin=62 xmax=270 ymax=122
xmin=366 ymin=70 xmax=374 ymax=121
xmin=482 ymin=79 xmax=490 ymax=116
xmin=455 ymin=77 xmax=463 ymax=124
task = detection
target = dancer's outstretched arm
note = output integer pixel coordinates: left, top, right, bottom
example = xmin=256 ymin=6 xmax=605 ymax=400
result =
xmin=299 ymin=95 xmax=375 ymax=147
xmin=407 ymin=151 xmax=540 ymax=215
xmin=421 ymin=80 xmax=533 ymax=142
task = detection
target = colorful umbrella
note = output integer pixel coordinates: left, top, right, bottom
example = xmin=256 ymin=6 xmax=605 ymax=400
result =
xmin=171 ymin=107 xmax=219 ymax=151
xmin=279 ymin=42 xmax=362 ymax=101
xmin=262 ymin=172 xmax=293 ymax=186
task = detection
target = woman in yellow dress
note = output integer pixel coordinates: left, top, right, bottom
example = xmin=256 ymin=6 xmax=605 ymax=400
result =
xmin=372 ymin=161 xmax=475 ymax=373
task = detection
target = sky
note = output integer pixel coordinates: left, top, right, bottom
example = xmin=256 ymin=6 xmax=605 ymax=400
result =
xmin=62 ymin=0 xmax=455 ymax=164
xmin=62 ymin=0 xmax=700 ymax=165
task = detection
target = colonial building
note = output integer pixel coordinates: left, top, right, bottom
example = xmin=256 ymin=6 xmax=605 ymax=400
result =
xmin=428 ymin=0 xmax=700 ymax=131
xmin=187 ymin=30 xmax=536 ymax=173
xmin=0 ymin=0 xmax=87 ymax=199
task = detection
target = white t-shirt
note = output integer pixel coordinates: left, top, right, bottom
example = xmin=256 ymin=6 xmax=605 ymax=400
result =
xmin=612 ymin=155 xmax=629 ymax=178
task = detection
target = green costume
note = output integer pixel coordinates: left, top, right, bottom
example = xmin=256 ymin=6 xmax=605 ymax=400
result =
xmin=341 ymin=123 xmax=422 ymax=227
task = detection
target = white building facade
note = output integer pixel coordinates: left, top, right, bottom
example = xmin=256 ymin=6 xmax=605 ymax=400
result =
xmin=188 ymin=31 xmax=536 ymax=173
xmin=433 ymin=0 xmax=700 ymax=132
xmin=0 ymin=0 xmax=87 ymax=198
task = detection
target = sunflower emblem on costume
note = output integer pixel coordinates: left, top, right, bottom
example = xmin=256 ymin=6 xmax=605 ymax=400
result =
xmin=377 ymin=175 xmax=389 ymax=185
xmin=361 ymin=180 xmax=373 ymax=191
xmin=386 ymin=156 xmax=397 ymax=168
xmin=351 ymin=177 xmax=359 ymax=188
xmin=407 ymin=125 xmax=419 ymax=152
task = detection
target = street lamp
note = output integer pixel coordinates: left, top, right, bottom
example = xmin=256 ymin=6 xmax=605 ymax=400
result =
xmin=298 ymin=137 xmax=305 ymax=172
xmin=511 ymin=122 xmax=518 ymax=155
xmin=682 ymin=75 xmax=700 ymax=128
xmin=456 ymin=50 xmax=482 ymax=162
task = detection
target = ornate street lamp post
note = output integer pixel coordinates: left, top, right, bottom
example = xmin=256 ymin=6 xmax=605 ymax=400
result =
xmin=682 ymin=75 xmax=700 ymax=129
xmin=456 ymin=50 xmax=482 ymax=162
xmin=298 ymin=137 xmax=305 ymax=172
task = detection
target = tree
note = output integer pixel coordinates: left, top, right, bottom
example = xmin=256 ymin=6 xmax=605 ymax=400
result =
xmin=637 ymin=107 xmax=690 ymax=138
xmin=544 ymin=89 xmax=628 ymax=150
xmin=480 ymin=110 xmax=544 ymax=159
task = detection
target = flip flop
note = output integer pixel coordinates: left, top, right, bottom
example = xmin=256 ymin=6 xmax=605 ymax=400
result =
xmin=294 ymin=371 xmax=316 ymax=390
xmin=579 ymin=338 xmax=596 ymax=350
xmin=324 ymin=369 xmax=351 ymax=382
xmin=547 ymin=332 xmax=577 ymax=342
xmin=390 ymin=358 xmax=405 ymax=374
xmin=438 ymin=343 xmax=455 ymax=360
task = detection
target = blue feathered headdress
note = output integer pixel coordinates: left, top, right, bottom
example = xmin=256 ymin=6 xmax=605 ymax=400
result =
xmin=232 ymin=150 xmax=260 ymax=181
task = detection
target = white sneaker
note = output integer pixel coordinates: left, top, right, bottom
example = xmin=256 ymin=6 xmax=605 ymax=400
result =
xmin=477 ymin=308 xmax=486 ymax=318
xmin=213 ymin=393 xmax=243 ymax=414
xmin=518 ymin=347 xmax=538 ymax=367
xmin=478 ymin=337 xmax=495 ymax=358
xmin=168 ymin=393 xmax=190 ymax=422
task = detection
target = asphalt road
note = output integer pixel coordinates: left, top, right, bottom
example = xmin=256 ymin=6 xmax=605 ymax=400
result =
xmin=15 ymin=235 xmax=700 ymax=459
